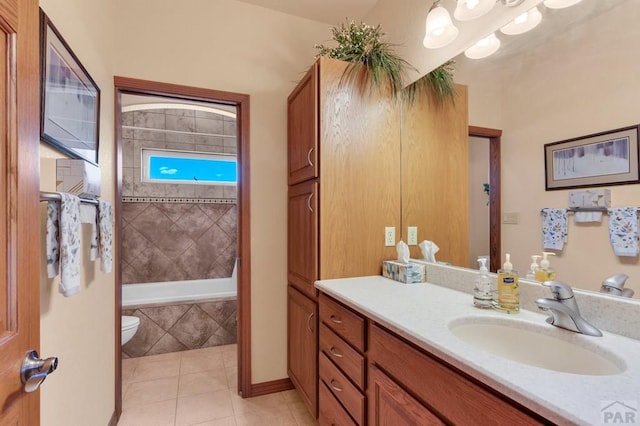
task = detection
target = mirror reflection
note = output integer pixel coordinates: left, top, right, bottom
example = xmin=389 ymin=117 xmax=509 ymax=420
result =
xmin=406 ymin=0 xmax=639 ymax=297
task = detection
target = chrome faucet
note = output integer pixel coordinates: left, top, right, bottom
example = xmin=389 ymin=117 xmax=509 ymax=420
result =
xmin=600 ymin=273 xmax=634 ymax=298
xmin=535 ymin=281 xmax=602 ymax=337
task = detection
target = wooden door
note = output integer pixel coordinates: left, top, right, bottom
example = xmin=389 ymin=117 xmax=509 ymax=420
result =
xmin=0 ymin=0 xmax=42 ymax=423
xmin=287 ymin=62 xmax=318 ymax=185
xmin=287 ymin=181 xmax=318 ymax=298
xmin=287 ymin=286 xmax=318 ymax=417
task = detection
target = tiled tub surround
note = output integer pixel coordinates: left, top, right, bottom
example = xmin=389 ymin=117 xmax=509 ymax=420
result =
xmin=122 ymin=297 xmax=237 ymax=358
xmin=121 ymin=108 xmax=237 ymax=199
xmin=316 ymin=270 xmax=640 ymax=425
xmin=122 ymin=202 xmax=237 ymax=284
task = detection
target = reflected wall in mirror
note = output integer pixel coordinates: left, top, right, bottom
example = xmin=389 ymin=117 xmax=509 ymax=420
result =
xmin=447 ymin=0 xmax=639 ymax=295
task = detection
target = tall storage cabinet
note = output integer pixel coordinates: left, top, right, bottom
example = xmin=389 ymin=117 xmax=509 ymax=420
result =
xmin=287 ymin=57 xmax=402 ymax=418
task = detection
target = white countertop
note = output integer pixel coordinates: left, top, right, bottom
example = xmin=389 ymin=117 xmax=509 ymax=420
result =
xmin=315 ymin=276 xmax=640 ymax=425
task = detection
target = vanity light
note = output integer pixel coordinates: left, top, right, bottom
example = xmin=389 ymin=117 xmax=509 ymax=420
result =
xmin=500 ymin=6 xmax=542 ymax=35
xmin=542 ymin=0 xmax=583 ymax=9
xmin=454 ymin=0 xmax=497 ymax=21
xmin=464 ymin=32 xmax=501 ymax=59
xmin=424 ymin=0 xmax=459 ymax=49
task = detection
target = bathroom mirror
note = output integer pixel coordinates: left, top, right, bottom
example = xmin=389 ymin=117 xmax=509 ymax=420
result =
xmin=402 ymin=0 xmax=640 ymax=297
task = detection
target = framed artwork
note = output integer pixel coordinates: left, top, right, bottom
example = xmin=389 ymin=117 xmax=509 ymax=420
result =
xmin=40 ymin=9 xmax=100 ymax=165
xmin=544 ymin=125 xmax=640 ymax=190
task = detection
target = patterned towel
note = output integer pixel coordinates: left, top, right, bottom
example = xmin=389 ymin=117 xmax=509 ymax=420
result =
xmin=541 ymin=208 xmax=568 ymax=250
xmin=90 ymin=200 xmax=113 ymax=273
xmin=607 ymin=208 xmax=639 ymax=257
xmin=46 ymin=193 xmax=81 ymax=297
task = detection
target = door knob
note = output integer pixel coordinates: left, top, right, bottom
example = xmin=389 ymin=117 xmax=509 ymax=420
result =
xmin=21 ymin=350 xmax=58 ymax=393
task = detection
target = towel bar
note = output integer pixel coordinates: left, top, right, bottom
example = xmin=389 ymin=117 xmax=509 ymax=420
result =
xmin=39 ymin=191 xmax=99 ymax=206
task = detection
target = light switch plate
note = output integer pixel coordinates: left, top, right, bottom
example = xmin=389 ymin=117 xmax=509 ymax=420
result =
xmin=385 ymin=227 xmax=396 ymax=246
xmin=503 ymin=212 xmax=520 ymax=224
xmin=407 ymin=226 xmax=418 ymax=245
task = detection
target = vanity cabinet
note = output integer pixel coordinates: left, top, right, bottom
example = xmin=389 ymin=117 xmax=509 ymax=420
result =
xmin=368 ymin=323 xmax=547 ymax=426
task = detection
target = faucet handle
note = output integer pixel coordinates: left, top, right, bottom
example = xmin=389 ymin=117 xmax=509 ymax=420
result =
xmin=542 ymin=280 xmax=574 ymax=300
xmin=601 ymin=273 xmax=629 ymax=292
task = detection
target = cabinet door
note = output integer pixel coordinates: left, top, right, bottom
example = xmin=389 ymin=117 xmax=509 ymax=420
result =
xmin=288 ymin=62 xmax=318 ymax=185
xmin=288 ymin=181 xmax=318 ymax=298
xmin=288 ymin=286 xmax=318 ymax=417
xmin=368 ymin=364 xmax=444 ymax=426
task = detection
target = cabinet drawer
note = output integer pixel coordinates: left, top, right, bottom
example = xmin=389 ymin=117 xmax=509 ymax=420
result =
xmin=319 ymin=352 xmax=365 ymax=425
xmin=319 ymin=380 xmax=357 ymax=426
xmin=369 ymin=324 xmax=544 ymax=425
xmin=319 ymin=294 xmax=365 ymax=352
xmin=320 ymin=323 xmax=365 ymax=390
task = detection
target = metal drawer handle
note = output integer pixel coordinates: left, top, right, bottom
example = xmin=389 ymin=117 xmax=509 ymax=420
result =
xmin=307 ymin=147 xmax=314 ymax=167
xmin=307 ymin=193 xmax=313 ymax=212
xmin=329 ymin=346 xmax=343 ymax=358
xmin=329 ymin=379 xmax=343 ymax=392
xmin=307 ymin=312 xmax=315 ymax=332
xmin=329 ymin=315 xmax=343 ymax=324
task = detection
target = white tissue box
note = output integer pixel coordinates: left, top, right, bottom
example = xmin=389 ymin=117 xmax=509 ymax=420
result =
xmin=56 ymin=159 xmax=101 ymax=199
xmin=382 ymin=260 xmax=426 ymax=284
xmin=568 ymin=189 xmax=610 ymax=208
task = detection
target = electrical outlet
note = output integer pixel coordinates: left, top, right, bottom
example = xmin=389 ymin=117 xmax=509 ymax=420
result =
xmin=385 ymin=227 xmax=396 ymax=247
xmin=407 ymin=226 xmax=418 ymax=245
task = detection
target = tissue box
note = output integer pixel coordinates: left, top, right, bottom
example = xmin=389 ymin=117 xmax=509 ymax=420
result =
xmin=568 ymin=189 xmax=610 ymax=208
xmin=382 ymin=260 xmax=426 ymax=284
xmin=56 ymin=159 xmax=101 ymax=199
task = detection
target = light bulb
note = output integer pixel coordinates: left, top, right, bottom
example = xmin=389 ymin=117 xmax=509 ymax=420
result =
xmin=424 ymin=4 xmax=459 ymax=49
xmin=464 ymin=33 xmax=501 ymax=59
xmin=454 ymin=0 xmax=496 ymax=21
xmin=500 ymin=6 xmax=542 ymax=35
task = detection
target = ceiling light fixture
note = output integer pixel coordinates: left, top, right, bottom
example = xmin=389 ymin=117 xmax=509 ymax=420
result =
xmin=423 ymin=0 xmax=459 ymax=49
xmin=454 ymin=0 xmax=497 ymax=21
xmin=464 ymin=32 xmax=501 ymax=59
xmin=500 ymin=6 xmax=542 ymax=35
xmin=542 ymin=0 xmax=583 ymax=9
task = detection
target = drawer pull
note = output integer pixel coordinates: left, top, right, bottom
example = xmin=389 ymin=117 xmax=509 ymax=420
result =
xmin=307 ymin=312 xmax=315 ymax=332
xmin=307 ymin=147 xmax=314 ymax=167
xmin=307 ymin=193 xmax=313 ymax=212
xmin=329 ymin=315 xmax=343 ymax=324
xmin=329 ymin=379 xmax=343 ymax=392
xmin=329 ymin=346 xmax=343 ymax=358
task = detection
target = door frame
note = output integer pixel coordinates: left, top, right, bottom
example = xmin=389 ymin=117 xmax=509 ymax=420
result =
xmin=113 ymin=77 xmax=252 ymax=418
xmin=469 ymin=126 xmax=501 ymax=273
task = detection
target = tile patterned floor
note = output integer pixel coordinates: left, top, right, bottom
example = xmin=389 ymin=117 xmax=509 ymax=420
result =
xmin=118 ymin=344 xmax=317 ymax=426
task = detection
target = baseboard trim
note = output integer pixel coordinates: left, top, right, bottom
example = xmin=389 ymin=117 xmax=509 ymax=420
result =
xmin=249 ymin=378 xmax=294 ymax=397
xmin=107 ymin=411 xmax=118 ymax=426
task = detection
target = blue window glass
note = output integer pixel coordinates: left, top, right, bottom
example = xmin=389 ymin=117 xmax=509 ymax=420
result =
xmin=142 ymin=149 xmax=237 ymax=185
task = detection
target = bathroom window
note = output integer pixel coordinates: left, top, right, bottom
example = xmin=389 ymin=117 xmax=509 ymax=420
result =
xmin=141 ymin=149 xmax=237 ymax=185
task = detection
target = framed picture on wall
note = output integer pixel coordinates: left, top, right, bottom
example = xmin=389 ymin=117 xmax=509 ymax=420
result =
xmin=544 ymin=125 xmax=640 ymax=190
xmin=40 ymin=9 xmax=101 ymax=165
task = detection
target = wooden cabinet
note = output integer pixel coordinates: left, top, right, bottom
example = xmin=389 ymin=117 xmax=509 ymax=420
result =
xmin=287 ymin=286 xmax=318 ymax=416
xmin=368 ymin=323 xmax=547 ymax=425
xmin=288 ymin=62 xmax=318 ymax=185
xmin=288 ymin=181 xmax=318 ymax=298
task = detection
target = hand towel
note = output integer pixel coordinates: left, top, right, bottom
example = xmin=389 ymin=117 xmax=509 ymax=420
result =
xmin=541 ymin=208 xmax=568 ymax=250
xmin=50 ymin=194 xmax=82 ymax=297
xmin=90 ymin=200 xmax=113 ymax=273
xmin=607 ymin=207 xmax=639 ymax=257
xmin=574 ymin=211 xmax=603 ymax=223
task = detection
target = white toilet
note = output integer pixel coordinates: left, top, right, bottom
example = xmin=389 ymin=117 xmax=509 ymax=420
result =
xmin=122 ymin=316 xmax=140 ymax=345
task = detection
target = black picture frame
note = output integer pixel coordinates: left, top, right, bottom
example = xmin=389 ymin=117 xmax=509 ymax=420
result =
xmin=40 ymin=9 xmax=100 ymax=165
xmin=544 ymin=125 xmax=640 ymax=191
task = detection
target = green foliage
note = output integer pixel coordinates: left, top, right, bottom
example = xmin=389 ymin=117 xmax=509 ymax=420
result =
xmin=404 ymin=60 xmax=456 ymax=104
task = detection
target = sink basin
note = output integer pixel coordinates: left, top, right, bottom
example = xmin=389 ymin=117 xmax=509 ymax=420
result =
xmin=449 ymin=316 xmax=626 ymax=376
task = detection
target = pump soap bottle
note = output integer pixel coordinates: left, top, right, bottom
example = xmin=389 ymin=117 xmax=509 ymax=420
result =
xmin=526 ymin=255 xmax=541 ymax=280
xmin=495 ymin=253 xmax=519 ymax=313
xmin=473 ymin=257 xmax=493 ymax=309
xmin=535 ymin=252 xmax=556 ymax=282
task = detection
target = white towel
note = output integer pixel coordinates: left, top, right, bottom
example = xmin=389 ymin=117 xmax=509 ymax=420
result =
xmin=46 ymin=193 xmax=82 ymax=297
xmin=541 ymin=208 xmax=568 ymax=250
xmin=607 ymin=207 xmax=639 ymax=257
xmin=574 ymin=211 xmax=603 ymax=223
xmin=91 ymin=200 xmax=113 ymax=273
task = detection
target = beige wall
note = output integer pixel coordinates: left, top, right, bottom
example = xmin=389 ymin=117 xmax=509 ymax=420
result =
xmin=113 ymin=0 xmax=329 ymax=383
xmin=39 ymin=0 xmax=116 ymax=424
xmin=456 ymin=1 xmax=640 ymax=293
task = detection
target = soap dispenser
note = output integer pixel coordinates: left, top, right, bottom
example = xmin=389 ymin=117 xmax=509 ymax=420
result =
xmin=495 ymin=253 xmax=519 ymax=313
xmin=473 ymin=257 xmax=493 ymax=309
xmin=535 ymin=252 xmax=556 ymax=282
xmin=526 ymin=255 xmax=541 ymax=280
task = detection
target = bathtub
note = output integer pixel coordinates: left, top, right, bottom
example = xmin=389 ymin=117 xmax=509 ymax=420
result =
xmin=122 ymin=260 xmax=238 ymax=308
